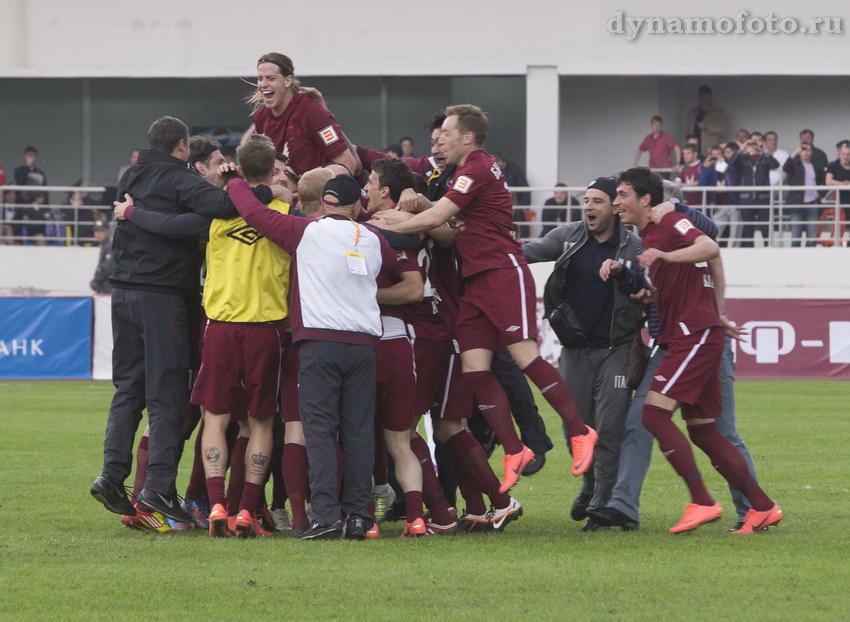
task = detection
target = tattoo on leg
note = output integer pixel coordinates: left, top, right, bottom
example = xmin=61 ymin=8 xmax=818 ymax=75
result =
xmin=250 ymin=452 xmax=268 ymax=477
xmin=205 ymin=447 xmax=221 ymax=463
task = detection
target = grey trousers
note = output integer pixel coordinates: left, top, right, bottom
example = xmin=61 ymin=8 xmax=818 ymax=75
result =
xmin=102 ymin=288 xmax=189 ymax=495
xmin=298 ymin=341 xmax=375 ymax=525
xmin=608 ymin=336 xmax=759 ymax=522
xmin=559 ymin=343 xmax=631 ymax=512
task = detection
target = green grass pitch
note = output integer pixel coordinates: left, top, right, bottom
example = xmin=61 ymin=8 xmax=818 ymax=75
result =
xmin=1 ymin=380 xmax=848 ymax=620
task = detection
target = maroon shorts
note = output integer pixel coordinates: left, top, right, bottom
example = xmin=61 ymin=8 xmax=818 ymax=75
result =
xmin=457 ymin=264 xmax=538 ymax=353
xmin=651 ymin=327 xmax=724 ymax=419
xmin=430 ymin=338 xmax=473 ymax=420
xmin=191 ymin=321 xmax=284 ymax=419
xmin=413 ymin=337 xmax=446 ymax=415
xmin=376 ymin=337 xmax=417 ymax=432
xmin=280 ymin=332 xmax=300 ymax=423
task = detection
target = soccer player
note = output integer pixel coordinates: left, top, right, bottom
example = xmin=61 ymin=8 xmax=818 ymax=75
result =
xmin=190 ymin=135 xmax=293 ymax=538
xmin=372 ymin=105 xmax=597 ymax=493
xmin=612 ymin=167 xmax=782 ymax=534
xmin=244 ymin=53 xmax=357 ymax=175
xmin=225 ymin=174 xmax=399 ymax=541
xmin=365 ymin=157 xmax=459 ymax=536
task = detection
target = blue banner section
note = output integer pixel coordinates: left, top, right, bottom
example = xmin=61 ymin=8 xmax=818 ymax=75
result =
xmin=0 ymin=297 xmax=93 ymax=379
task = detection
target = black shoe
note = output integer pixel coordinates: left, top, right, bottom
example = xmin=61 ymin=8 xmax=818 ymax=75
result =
xmin=137 ymin=489 xmax=193 ymax=524
xmin=570 ymin=493 xmax=592 ymax=521
xmin=291 ymin=525 xmax=308 ymax=538
xmin=586 ymin=506 xmax=639 ymax=531
xmin=383 ymin=500 xmax=407 ymax=523
xmin=344 ymin=515 xmax=373 ymax=540
xmin=522 ymin=452 xmax=546 ymax=477
xmin=580 ymin=518 xmax=610 ymax=532
xmin=724 ymin=520 xmax=746 ymax=532
xmin=296 ymin=520 xmax=343 ymax=540
xmin=90 ymin=474 xmax=136 ymax=516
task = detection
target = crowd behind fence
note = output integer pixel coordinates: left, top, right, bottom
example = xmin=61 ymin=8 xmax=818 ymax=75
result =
xmin=2 ymin=183 xmax=848 ymax=248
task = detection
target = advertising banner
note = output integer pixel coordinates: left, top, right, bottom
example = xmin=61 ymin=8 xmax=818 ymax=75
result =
xmin=0 ymin=297 xmax=92 ymax=379
xmin=538 ymin=298 xmax=850 ymax=380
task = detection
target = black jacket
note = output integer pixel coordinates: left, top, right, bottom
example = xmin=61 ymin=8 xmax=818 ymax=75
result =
xmin=110 ymin=149 xmax=237 ymax=297
xmin=782 ymin=156 xmax=826 ymax=205
xmin=523 ymin=221 xmax=644 ymax=348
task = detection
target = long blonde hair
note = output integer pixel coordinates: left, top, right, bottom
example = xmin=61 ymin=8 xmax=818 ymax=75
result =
xmin=245 ymin=52 xmax=301 ymax=115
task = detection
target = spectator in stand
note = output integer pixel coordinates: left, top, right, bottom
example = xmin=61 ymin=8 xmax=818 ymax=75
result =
xmin=826 ymin=140 xmax=850 ymax=205
xmin=89 ymin=220 xmax=113 ymax=294
xmin=675 ymin=144 xmax=703 ymax=206
xmin=385 ymin=144 xmax=403 ymax=159
xmin=399 ymin=137 xmax=416 ymax=158
xmin=734 ymin=129 xmax=751 ymax=150
xmin=740 ymin=133 xmax=779 ymax=247
xmin=494 ymin=151 xmax=532 ymax=236
xmin=783 ymin=143 xmax=825 ymax=247
xmin=699 ymin=144 xmax=739 ymax=246
xmin=117 ymin=149 xmax=140 ymax=185
xmin=684 ymin=85 xmax=727 ymax=157
xmin=796 ymin=129 xmax=828 ymax=173
xmin=2 ymin=190 xmax=18 ymax=244
xmin=633 ymin=116 xmax=680 ymax=178
xmin=67 ymin=181 xmax=103 ymax=246
xmin=541 ymin=182 xmax=580 ymax=234
xmin=14 ymin=146 xmax=49 ymax=245
xmin=678 ymin=134 xmax=699 ymax=167
xmin=764 ymin=131 xmax=790 ymax=188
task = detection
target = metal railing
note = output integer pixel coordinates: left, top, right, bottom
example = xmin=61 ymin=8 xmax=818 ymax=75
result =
xmin=3 ymin=183 xmax=848 ymax=248
xmin=1 ymin=184 xmax=109 ymax=246
xmin=508 ymin=184 xmax=850 ymax=247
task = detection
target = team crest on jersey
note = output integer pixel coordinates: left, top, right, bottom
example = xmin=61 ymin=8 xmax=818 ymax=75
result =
xmin=673 ymin=218 xmax=695 ymax=235
xmin=227 ymin=226 xmax=265 ymax=246
xmin=452 ymin=175 xmax=474 ymax=193
xmin=318 ymin=125 xmax=340 ymax=146
xmin=395 ymin=250 xmax=408 ymax=260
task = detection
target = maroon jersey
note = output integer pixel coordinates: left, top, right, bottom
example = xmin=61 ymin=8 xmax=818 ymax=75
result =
xmin=377 ymin=247 xmax=420 ymax=323
xmin=254 ymin=94 xmax=349 ymax=175
xmin=432 ymin=244 xmax=461 ymax=333
xmin=405 ymin=237 xmax=451 ymax=341
xmin=641 ymin=212 xmax=722 ymax=345
xmin=677 ymin=161 xmax=703 ymax=206
xmin=443 ymin=149 xmax=525 ymax=278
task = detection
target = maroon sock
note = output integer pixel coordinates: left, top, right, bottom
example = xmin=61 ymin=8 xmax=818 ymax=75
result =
xmin=270 ymin=439 xmax=287 ymax=510
xmin=447 ymin=429 xmax=511 ymax=509
xmin=522 ymin=357 xmax=588 ymax=437
xmin=462 ymin=371 xmax=522 ymax=453
xmin=131 ymin=435 xmax=149 ymax=503
xmin=410 ymin=434 xmax=454 ymax=524
xmin=688 ymin=422 xmax=774 ymax=511
xmin=404 ymin=490 xmax=424 ymax=521
xmin=454 ymin=458 xmax=488 ymax=515
xmin=226 ymin=436 xmax=249 ymax=515
xmin=239 ymin=482 xmax=263 ymax=514
xmin=642 ymin=405 xmax=714 ymax=506
xmin=184 ymin=425 xmax=206 ymax=500
xmin=282 ymin=443 xmax=310 ymax=529
xmin=206 ymin=476 xmax=226 ymax=508
xmin=373 ymin=432 xmax=389 ymax=486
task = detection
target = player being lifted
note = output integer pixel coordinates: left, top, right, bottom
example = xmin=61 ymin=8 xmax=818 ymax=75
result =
xmin=372 ymin=104 xmax=597 ymax=492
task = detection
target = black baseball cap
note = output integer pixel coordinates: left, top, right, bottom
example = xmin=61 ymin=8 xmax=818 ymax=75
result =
xmin=587 ymin=176 xmax=618 ymax=201
xmin=93 ymin=219 xmax=108 ymax=232
xmin=322 ymin=175 xmax=362 ymax=207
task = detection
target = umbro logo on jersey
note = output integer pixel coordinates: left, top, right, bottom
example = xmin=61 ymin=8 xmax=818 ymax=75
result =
xmin=227 ymin=226 xmax=265 ymax=246
xmin=662 ymin=450 xmax=676 ymax=457
xmin=478 ymin=404 xmax=496 ymax=411
xmin=654 ymin=375 xmax=667 ymax=382
xmin=506 ymin=325 xmax=520 ymax=332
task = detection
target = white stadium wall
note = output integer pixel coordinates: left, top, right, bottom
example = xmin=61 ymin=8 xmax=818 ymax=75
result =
xmin=2 ymin=0 xmax=850 ymax=77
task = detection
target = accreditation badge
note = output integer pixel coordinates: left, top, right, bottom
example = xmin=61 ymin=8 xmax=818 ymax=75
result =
xmin=346 ymin=251 xmax=367 ymax=275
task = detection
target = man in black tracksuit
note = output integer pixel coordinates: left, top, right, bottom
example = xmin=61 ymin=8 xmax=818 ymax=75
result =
xmin=523 ymin=177 xmax=644 ymax=530
xmin=90 ymin=116 xmax=237 ymax=522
